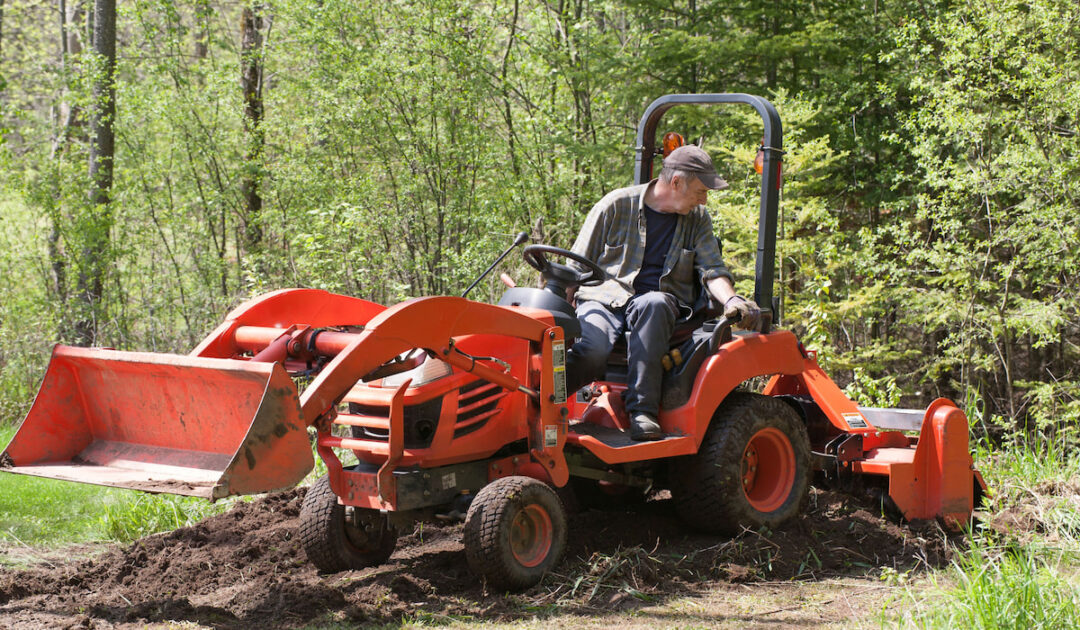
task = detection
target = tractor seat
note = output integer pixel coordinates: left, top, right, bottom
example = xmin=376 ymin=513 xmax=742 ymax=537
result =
xmin=602 ymin=294 xmax=722 ymax=380
xmin=602 ymin=237 xmax=728 ymax=377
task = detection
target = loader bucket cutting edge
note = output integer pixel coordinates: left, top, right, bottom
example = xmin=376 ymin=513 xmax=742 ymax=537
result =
xmin=0 ymin=346 xmax=313 ymax=499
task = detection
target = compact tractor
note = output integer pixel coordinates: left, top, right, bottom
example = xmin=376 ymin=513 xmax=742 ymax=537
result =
xmin=2 ymin=95 xmax=984 ymax=590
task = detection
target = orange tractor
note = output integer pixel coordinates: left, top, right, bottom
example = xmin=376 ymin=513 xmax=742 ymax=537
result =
xmin=2 ymin=95 xmax=983 ymax=590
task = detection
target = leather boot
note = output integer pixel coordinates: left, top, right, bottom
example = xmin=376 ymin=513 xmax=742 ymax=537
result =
xmin=630 ymin=412 xmax=663 ymax=441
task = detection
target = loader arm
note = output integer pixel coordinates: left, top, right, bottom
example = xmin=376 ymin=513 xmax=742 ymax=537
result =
xmin=293 ymin=296 xmax=571 ymax=508
xmin=2 ymin=290 xmax=572 ymax=502
xmin=192 ymin=288 xmax=387 ymax=359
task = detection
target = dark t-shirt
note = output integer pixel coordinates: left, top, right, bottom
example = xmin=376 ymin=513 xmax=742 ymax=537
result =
xmin=632 ymin=204 xmax=678 ymax=294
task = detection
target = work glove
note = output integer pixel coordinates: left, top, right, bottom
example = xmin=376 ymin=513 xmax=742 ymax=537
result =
xmin=723 ymin=295 xmax=761 ymax=331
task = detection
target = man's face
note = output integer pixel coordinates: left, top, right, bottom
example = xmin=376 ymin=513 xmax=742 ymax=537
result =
xmin=672 ymin=175 xmax=710 ymax=214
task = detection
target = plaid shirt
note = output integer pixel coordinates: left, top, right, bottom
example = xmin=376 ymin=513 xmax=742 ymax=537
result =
xmin=570 ymin=181 xmax=734 ymax=310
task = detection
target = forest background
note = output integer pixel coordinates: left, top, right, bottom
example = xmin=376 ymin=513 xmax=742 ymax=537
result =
xmin=0 ymin=0 xmax=1077 ymax=449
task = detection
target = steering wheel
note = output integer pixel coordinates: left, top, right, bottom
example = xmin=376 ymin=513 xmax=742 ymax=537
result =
xmin=522 ymin=245 xmax=606 ymax=294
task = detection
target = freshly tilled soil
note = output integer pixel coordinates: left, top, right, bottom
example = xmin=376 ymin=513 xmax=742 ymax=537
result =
xmin=0 ymin=485 xmax=959 ymax=629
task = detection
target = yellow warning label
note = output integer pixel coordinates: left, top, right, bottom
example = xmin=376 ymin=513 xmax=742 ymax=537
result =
xmin=552 ymin=340 xmax=566 ymax=404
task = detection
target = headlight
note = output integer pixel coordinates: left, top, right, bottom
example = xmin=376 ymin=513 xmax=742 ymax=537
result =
xmin=382 ymin=355 xmax=453 ymax=388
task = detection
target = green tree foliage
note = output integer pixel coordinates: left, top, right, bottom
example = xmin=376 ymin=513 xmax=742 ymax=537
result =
xmin=885 ymin=0 xmax=1080 ymax=438
xmin=267 ymin=0 xmax=512 ymax=299
xmin=0 ymin=0 xmax=1076 ymax=445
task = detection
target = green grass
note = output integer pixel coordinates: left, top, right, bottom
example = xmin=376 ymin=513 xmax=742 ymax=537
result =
xmin=0 ymin=467 xmax=138 ymax=545
xmin=0 ymin=425 xmax=234 ymax=550
xmin=889 ymin=437 xmax=1080 ymax=629
xmin=926 ymin=542 xmax=1080 ymax=629
xmin=977 ymin=435 xmax=1080 ymax=492
xmin=894 ymin=536 xmax=1080 ymax=629
xmin=96 ymin=492 xmax=236 ymax=543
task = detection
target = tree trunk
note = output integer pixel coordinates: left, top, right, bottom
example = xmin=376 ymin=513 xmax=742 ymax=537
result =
xmin=86 ymin=0 xmax=94 ymax=48
xmin=239 ymin=4 xmax=265 ymax=255
xmin=53 ymin=0 xmax=84 ymax=156
xmin=88 ymin=0 xmax=116 ymax=203
xmin=767 ymin=1 xmax=779 ymax=89
xmin=75 ymin=0 xmax=116 ymax=345
xmin=194 ymin=0 xmax=210 ymax=59
xmin=47 ymin=0 xmax=88 ymax=339
xmin=499 ymin=0 xmax=522 ymax=190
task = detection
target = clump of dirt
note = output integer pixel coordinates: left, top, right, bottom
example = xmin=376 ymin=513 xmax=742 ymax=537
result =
xmin=0 ymin=485 xmax=962 ymax=629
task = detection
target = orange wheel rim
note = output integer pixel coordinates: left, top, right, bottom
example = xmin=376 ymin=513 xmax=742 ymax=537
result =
xmin=741 ymin=427 xmax=796 ymax=512
xmin=510 ymin=504 xmax=553 ymax=568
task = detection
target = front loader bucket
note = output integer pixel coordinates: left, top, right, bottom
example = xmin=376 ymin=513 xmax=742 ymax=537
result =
xmin=1 ymin=346 xmax=313 ymax=500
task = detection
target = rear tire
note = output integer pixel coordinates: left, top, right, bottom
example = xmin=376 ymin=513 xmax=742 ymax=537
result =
xmin=299 ymin=474 xmax=398 ymax=573
xmin=463 ymin=476 xmax=567 ymax=591
xmin=672 ymin=393 xmax=810 ymax=535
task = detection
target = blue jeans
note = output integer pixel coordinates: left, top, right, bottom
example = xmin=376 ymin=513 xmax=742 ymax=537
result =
xmin=565 ymin=292 xmax=678 ymax=417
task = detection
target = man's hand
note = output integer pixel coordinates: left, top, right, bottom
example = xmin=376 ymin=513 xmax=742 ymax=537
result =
xmin=723 ymin=295 xmax=761 ymax=331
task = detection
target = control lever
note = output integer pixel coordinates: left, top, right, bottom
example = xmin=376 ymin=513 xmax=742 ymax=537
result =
xmin=462 ymin=232 xmax=529 ymax=298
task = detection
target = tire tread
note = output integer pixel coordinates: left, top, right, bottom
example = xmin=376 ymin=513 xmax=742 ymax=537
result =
xmin=299 ymin=474 xmax=396 ymax=573
xmin=463 ymin=476 xmax=567 ymax=591
xmin=672 ymin=392 xmax=811 ymax=535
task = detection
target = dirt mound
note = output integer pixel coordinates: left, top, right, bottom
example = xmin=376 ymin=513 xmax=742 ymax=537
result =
xmin=0 ymin=486 xmax=960 ymax=629
xmin=984 ymin=476 xmax=1080 ymax=544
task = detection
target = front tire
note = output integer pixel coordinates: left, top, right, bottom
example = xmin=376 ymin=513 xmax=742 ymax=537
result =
xmin=672 ymin=393 xmax=810 ymax=535
xmin=299 ymin=474 xmax=398 ymax=573
xmin=463 ymin=476 xmax=567 ymax=590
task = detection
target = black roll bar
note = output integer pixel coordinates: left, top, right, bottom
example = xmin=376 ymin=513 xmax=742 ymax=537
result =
xmin=634 ymin=94 xmax=783 ymax=333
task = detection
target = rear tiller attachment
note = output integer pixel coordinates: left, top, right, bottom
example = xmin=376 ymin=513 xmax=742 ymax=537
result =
xmin=766 ymin=351 xmax=986 ymax=526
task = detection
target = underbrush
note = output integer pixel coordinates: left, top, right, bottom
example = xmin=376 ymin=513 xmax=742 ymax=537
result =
xmin=977 ymin=438 xmax=1080 ymax=545
xmin=917 ymin=541 xmax=1080 ymax=628
xmin=543 ymin=544 xmax=667 ymax=606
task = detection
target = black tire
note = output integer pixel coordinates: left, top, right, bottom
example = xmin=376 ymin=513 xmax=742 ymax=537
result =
xmin=463 ymin=476 xmax=567 ymax=591
xmin=672 ymin=392 xmax=811 ymax=535
xmin=299 ymin=474 xmax=398 ymax=573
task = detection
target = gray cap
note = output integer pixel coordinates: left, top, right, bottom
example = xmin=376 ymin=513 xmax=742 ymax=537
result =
xmin=662 ymin=145 xmax=728 ymax=190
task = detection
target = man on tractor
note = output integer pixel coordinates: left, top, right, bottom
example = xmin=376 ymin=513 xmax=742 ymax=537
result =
xmin=565 ymin=145 xmax=762 ymax=441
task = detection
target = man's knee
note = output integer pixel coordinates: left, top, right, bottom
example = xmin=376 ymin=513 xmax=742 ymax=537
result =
xmin=627 ymin=292 xmax=678 ymax=327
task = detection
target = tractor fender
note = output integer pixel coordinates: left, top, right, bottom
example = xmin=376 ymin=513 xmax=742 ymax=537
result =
xmin=661 ymin=330 xmax=805 ymax=448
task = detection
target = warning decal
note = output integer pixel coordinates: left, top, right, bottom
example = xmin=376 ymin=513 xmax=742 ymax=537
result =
xmin=843 ymin=412 xmax=868 ymax=429
xmin=552 ymin=340 xmax=567 ymax=404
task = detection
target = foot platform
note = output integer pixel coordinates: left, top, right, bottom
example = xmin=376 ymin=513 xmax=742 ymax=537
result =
xmin=566 ymin=421 xmax=695 ymax=464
